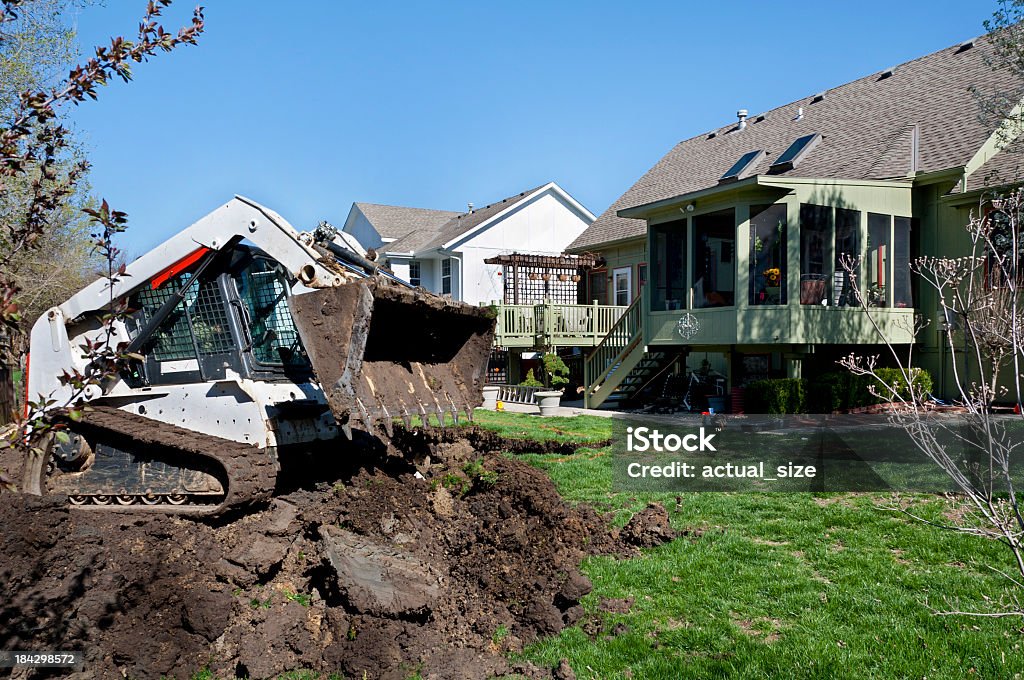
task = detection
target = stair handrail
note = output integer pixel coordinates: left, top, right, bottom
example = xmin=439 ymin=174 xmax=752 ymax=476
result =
xmin=584 ymin=295 xmax=643 ymax=391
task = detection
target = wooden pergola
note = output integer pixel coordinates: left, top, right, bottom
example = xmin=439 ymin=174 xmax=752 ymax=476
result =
xmin=484 ymin=253 xmax=598 ymax=305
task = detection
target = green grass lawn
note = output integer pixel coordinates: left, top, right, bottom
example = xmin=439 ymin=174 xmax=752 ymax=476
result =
xmin=481 ymin=411 xmax=1024 ymax=680
xmin=466 ymin=409 xmax=613 ymax=446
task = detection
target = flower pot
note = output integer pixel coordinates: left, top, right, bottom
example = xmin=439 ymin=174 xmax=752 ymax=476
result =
xmin=536 ymin=390 xmax=563 ymax=417
xmin=482 ymin=385 xmax=499 ymax=410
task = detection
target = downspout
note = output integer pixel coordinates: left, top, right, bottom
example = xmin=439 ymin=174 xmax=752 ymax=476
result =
xmin=455 ymin=254 xmax=464 ymax=302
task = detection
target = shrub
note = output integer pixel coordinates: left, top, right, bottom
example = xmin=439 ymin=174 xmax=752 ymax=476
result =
xmin=873 ymin=367 xmax=933 ymax=402
xmin=521 ymin=369 xmax=543 ymax=387
xmin=806 ymin=372 xmax=844 ymax=413
xmin=745 ymin=378 xmax=806 ymax=414
xmin=542 ymin=352 xmax=570 ymax=389
xmin=805 ymin=368 xmax=934 ymax=412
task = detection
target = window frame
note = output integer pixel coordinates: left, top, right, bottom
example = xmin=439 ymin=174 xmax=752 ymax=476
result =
xmin=409 ymin=260 xmax=421 ymax=287
xmin=749 ymin=203 xmax=788 ymax=306
xmin=613 ymin=266 xmax=632 ymax=306
xmin=441 ymin=258 xmax=452 ymax=295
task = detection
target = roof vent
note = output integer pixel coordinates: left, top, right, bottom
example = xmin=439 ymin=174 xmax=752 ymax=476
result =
xmin=769 ymin=132 xmax=822 ymax=173
xmin=737 ymin=109 xmax=748 ymax=131
xmin=467 ymin=202 xmax=474 ymax=213
xmin=955 ymin=37 xmax=976 ymax=53
xmin=811 ymin=91 xmax=825 ymax=103
xmin=755 ymin=113 xmax=766 ymax=123
xmin=794 ymin=106 xmax=804 ymax=121
xmin=707 ymin=131 xmax=718 ymax=140
xmin=878 ymin=66 xmax=896 ymax=80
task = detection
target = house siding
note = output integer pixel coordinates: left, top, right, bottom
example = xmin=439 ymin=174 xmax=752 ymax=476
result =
xmin=445 ymin=189 xmax=592 ymax=306
xmin=342 ymin=209 xmax=385 ymax=250
xmin=574 ymin=239 xmax=646 ymax=305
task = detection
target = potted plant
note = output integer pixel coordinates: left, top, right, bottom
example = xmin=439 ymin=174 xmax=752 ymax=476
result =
xmin=482 ymin=384 xmax=499 ymax=410
xmin=867 ymin=282 xmax=887 ymax=307
xmin=536 ymin=353 xmax=570 ymax=416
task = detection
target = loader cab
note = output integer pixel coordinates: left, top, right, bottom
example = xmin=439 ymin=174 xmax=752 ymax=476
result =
xmin=124 ymin=244 xmax=314 ymax=386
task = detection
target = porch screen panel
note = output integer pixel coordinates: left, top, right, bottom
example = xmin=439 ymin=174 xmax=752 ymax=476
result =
xmin=749 ymin=204 xmax=787 ymax=306
xmin=867 ymin=213 xmax=891 ymax=307
xmin=893 ymin=217 xmax=912 ymax=308
xmin=693 ymin=209 xmax=735 ymax=308
xmin=799 ymin=204 xmax=832 ymax=305
xmin=833 ymin=208 xmax=861 ymax=307
xmin=651 ymin=218 xmax=687 ymax=310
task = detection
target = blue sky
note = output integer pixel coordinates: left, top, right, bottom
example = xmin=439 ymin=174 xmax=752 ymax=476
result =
xmin=66 ymin=1 xmax=993 ymax=256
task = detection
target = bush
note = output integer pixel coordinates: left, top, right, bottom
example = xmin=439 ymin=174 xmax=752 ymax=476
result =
xmin=745 ymin=378 xmax=806 ymax=414
xmin=521 ymin=369 xmax=543 ymax=387
xmin=542 ymin=353 xmax=570 ymax=389
xmin=806 ymin=372 xmax=844 ymax=413
xmin=873 ymin=367 xmax=933 ymax=402
xmin=805 ymin=368 xmax=934 ymax=412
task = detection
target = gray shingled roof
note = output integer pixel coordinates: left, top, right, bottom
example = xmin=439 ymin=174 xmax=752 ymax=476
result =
xmin=354 ymin=203 xmax=461 ymax=241
xmin=385 ymin=185 xmax=547 ymax=254
xmin=966 ymin=146 xmax=1024 ymax=193
xmin=568 ymin=35 xmax=1024 ymax=251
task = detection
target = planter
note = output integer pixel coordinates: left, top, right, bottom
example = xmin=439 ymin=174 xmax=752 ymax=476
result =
xmin=536 ymin=390 xmax=563 ymax=417
xmin=482 ymin=385 xmax=499 ymax=410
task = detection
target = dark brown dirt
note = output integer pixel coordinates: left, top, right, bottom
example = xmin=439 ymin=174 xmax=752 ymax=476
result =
xmin=290 ymin=280 xmax=497 ymax=433
xmin=619 ymin=503 xmax=676 ymax=549
xmin=0 ymin=431 xmax=672 ymax=679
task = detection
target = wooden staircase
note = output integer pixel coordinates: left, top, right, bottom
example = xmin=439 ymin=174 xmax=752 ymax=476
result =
xmin=583 ymin=297 xmax=680 ymax=409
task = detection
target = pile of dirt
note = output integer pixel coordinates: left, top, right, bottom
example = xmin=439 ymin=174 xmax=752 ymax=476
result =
xmin=0 ymin=433 xmax=673 ymax=679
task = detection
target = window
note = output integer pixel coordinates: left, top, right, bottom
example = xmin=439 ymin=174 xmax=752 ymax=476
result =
xmin=833 ymin=208 xmax=861 ymax=306
xmin=409 ymin=260 xmax=421 ymax=287
xmin=799 ymin=204 xmax=831 ymax=305
xmin=441 ymin=258 xmax=452 ymax=295
xmin=893 ymin=217 xmax=912 ymax=308
xmin=986 ymin=208 xmax=1023 ymax=288
xmin=749 ymin=204 xmax=787 ymax=305
xmin=651 ymin=219 xmax=687 ymax=310
xmin=867 ymin=213 xmax=891 ymax=307
xmin=693 ymin=209 xmax=735 ymax=308
xmin=135 ymin=273 xmax=234 ymax=361
xmin=637 ymin=263 xmax=648 ymax=291
xmin=587 ymin=269 xmax=608 ymax=304
xmin=770 ymin=133 xmax=822 ymax=172
xmin=720 ymin=150 xmax=765 ymax=182
xmin=235 ymin=258 xmax=305 ymax=366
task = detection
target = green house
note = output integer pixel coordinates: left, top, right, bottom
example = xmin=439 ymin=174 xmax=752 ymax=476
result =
xmin=567 ymin=35 xmax=1023 ymax=407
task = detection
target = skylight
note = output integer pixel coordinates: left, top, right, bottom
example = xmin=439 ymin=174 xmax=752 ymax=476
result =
xmin=719 ymin=150 xmax=765 ymax=182
xmin=769 ymin=133 xmax=822 ymax=172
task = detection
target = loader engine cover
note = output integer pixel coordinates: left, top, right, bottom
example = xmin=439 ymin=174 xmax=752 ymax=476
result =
xmin=289 ymin=279 xmax=496 ymax=433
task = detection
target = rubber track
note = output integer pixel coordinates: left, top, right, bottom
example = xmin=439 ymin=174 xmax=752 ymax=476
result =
xmin=64 ymin=405 xmax=277 ymax=517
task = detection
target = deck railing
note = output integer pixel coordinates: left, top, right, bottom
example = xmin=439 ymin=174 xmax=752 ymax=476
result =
xmin=492 ymin=301 xmax=626 ymax=348
xmin=495 ymin=384 xmax=544 ymax=404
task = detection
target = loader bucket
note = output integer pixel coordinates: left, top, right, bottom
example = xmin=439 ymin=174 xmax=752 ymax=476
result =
xmin=289 ymin=280 xmax=496 ymax=436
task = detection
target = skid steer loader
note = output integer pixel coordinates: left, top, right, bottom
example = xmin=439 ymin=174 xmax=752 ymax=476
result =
xmin=21 ymin=196 xmax=495 ymax=515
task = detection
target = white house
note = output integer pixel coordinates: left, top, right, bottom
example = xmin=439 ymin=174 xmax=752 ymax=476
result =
xmin=341 ymin=182 xmax=595 ymax=306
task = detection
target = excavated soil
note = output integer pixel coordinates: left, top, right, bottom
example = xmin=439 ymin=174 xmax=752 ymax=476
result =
xmin=0 ymin=430 xmax=673 ymax=679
